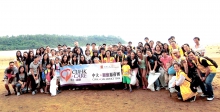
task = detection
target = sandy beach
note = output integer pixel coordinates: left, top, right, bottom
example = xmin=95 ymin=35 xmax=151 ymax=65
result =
xmin=0 ymin=46 xmax=220 ymax=112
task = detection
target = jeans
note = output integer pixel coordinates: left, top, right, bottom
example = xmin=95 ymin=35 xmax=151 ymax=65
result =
xmin=155 ymin=79 xmax=160 ymax=88
xmin=16 ymin=83 xmax=22 ymax=92
xmin=201 ymin=73 xmax=216 ymax=97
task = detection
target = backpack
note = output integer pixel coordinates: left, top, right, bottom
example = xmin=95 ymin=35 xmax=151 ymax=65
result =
xmin=198 ymin=56 xmax=218 ymax=68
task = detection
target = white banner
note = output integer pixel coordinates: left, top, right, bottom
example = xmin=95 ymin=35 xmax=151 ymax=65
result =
xmin=57 ymin=63 xmax=122 ymax=86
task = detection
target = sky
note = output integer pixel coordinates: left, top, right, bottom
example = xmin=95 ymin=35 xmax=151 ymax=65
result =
xmin=0 ymin=0 xmax=220 ymax=47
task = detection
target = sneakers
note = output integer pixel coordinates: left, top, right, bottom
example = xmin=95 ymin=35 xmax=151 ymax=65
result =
xmin=150 ymin=88 xmax=155 ymax=92
xmin=156 ymin=87 xmax=161 ymax=91
xmin=200 ymin=94 xmax=208 ymax=97
xmin=72 ymin=88 xmax=75 ymax=91
xmin=190 ymin=96 xmax=196 ymax=102
xmin=129 ymin=89 xmax=132 ymax=92
xmin=123 ymin=87 xmax=128 ymax=90
xmin=32 ymin=91 xmax=36 ymax=95
xmin=40 ymin=89 xmax=44 ymax=93
xmin=17 ymin=92 xmax=20 ymax=96
xmin=143 ymin=86 xmax=146 ymax=90
xmin=112 ymin=88 xmax=115 ymax=91
xmin=178 ymin=97 xmax=182 ymax=100
xmin=207 ymin=97 xmax=214 ymax=101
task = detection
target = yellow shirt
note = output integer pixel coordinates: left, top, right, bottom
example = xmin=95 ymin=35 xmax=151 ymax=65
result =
xmin=169 ymin=45 xmax=184 ymax=59
xmin=176 ymin=70 xmax=197 ymax=101
xmin=122 ymin=65 xmax=130 ymax=76
xmin=193 ymin=57 xmax=217 ymax=73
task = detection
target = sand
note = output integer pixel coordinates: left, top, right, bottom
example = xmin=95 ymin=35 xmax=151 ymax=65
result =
xmin=0 ymin=46 xmax=220 ymax=112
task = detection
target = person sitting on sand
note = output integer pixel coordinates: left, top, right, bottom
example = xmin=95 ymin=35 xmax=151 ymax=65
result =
xmin=15 ymin=66 xmax=27 ymax=96
xmin=172 ymin=63 xmax=197 ymax=102
xmin=3 ymin=61 xmax=18 ymax=96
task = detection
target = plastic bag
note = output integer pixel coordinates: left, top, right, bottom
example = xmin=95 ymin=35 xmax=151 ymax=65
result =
xmin=130 ymin=71 xmax=137 ymax=85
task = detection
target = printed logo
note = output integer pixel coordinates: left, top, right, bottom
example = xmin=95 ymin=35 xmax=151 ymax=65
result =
xmin=60 ymin=68 xmax=72 ymax=82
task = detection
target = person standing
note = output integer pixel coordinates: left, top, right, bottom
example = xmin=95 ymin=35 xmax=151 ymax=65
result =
xmin=193 ymin=37 xmax=205 ymax=56
xmin=29 ymin=56 xmax=40 ymax=95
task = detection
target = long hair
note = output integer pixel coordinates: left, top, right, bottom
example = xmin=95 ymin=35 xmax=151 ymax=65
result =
xmin=71 ymin=53 xmax=79 ymax=65
xmin=144 ymin=43 xmax=152 ymax=54
xmin=18 ymin=66 xmax=26 ymax=74
xmin=35 ymin=48 xmax=41 ymax=56
xmin=27 ymin=51 xmax=34 ymax=60
xmin=42 ymin=53 xmax=50 ymax=65
xmin=61 ymin=54 xmax=68 ymax=64
xmin=80 ymin=55 xmax=87 ymax=64
xmin=16 ymin=50 xmax=23 ymax=62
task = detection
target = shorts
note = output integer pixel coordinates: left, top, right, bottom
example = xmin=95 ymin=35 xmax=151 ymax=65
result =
xmin=168 ymin=66 xmax=176 ymax=75
xmin=4 ymin=78 xmax=16 ymax=85
xmin=123 ymin=76 xmax=131 ymax=84
xmin=46 ymin=79 xmax=50 ymax=85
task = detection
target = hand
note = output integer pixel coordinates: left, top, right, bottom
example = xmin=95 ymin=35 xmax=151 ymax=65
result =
xmin=21 ymin=84 xmax=25 ymax=89
xmin=202 ymin=77 xmax=206 ymax=82
xmin=34 ymin=77 xmax=38 ymax=80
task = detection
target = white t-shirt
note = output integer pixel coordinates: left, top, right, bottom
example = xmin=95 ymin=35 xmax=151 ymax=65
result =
xmin=193 ymin=45 xmax=205 ymax=56
xmin=53 ymin=63 xmax=61 ymax=77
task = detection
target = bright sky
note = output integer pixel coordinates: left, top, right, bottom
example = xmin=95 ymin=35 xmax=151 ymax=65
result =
xmin=0 ymin=0 xmax=220 ymax=47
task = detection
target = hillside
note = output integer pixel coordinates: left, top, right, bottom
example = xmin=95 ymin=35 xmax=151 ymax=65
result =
xmin=0 ymin=34 xmax=125 ymax=50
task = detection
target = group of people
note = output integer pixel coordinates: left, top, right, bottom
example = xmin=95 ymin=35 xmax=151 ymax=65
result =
xmin=3 ymin=36 xmax=217 ymax=102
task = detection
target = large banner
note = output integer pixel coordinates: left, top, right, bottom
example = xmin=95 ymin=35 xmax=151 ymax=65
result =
xmin=57 ymin=63 xmax=122 ymax=86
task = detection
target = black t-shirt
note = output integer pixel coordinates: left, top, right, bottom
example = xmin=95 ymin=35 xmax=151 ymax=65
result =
xmin=115 ymin=54 xmax=126 ymax=62
xmin=127 ymin=56 xmax=139 ymax=69
xmin=26 ymin=57 xmax=34 ymax=72
xmin=147 ymin=55 xmax=159 ymax=72
xmin=201 ymin=59 xmax=209 ymax=67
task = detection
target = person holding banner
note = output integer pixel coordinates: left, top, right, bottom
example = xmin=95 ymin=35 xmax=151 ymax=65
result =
xmin=122 ymin=58 xmax=132 ymax=92
xmin=99 ymin=48 xmax=106 ymax=63
xmin=61 ymin=55 xmax=69 ymax=67
xmin=103 ymin=50 xmax=115 ymax=63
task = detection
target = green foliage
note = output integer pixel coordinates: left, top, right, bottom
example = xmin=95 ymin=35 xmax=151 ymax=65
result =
xmin=0 ymin=34 xmax=126 ymax=50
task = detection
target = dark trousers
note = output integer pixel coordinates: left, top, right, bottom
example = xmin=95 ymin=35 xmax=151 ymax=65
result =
xmin=30 ymin=75 xmax=38 ymax=92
